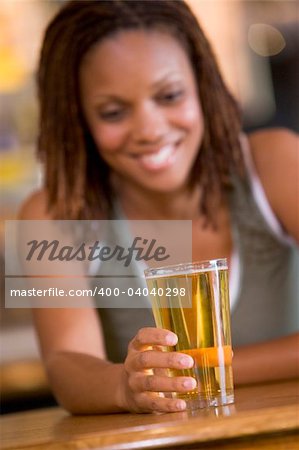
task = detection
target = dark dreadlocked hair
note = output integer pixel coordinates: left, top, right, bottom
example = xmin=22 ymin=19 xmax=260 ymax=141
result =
xmin=37 ymin=0 xmax=243 ymax=222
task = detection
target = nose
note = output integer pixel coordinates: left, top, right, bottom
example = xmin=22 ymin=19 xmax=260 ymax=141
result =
xmin=132 ymin=101 xmax=168 ymax=145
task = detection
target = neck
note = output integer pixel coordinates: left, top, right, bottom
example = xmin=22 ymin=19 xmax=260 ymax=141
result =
xmin=113 ymin=179 xmax=201 ymax=220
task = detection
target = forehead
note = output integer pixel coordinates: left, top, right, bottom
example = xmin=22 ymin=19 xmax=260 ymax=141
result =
xmin=79 ymin=29 xmax=194 ymax=95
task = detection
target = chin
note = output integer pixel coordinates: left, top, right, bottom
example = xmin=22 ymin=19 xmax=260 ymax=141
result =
xmin=139 ymin=175 xmax=190 ymax=194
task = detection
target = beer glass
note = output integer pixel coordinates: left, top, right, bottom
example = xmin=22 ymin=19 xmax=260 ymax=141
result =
xmin=144 ymin=259 xmax=234 ymax=410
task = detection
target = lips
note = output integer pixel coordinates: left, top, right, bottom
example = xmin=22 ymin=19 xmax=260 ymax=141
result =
xmin=130 ymin=144 xmax=177 ymax=171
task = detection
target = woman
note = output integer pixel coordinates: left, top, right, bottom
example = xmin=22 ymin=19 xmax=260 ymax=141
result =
xmin=20 ymin=0 xmax=298 ymax=414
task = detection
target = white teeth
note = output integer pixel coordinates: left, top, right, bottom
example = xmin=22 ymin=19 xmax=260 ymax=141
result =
xmin=136 ymin=145 xmax=176 ymax=171
xmin=142 ymin=145 xmax=172 ymax=164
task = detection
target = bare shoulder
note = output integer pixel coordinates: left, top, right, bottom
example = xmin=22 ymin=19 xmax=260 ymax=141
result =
xmin=248 ymin=127 xmax=298 ymax=164
xmin=247 ymin=127 xmax=298 ymax=189
xmin=18 ymin=189 xmax=52 ymax=220
xmin=247 ymin=128 xmax=299 ymax=241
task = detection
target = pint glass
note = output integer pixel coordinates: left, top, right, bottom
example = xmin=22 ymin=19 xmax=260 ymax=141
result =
xmin=144 ymin=259 xmax=234 ymax=410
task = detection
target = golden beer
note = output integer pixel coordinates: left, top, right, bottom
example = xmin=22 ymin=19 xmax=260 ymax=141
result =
xmin=145 ymin=259 xmax=234 ymax=409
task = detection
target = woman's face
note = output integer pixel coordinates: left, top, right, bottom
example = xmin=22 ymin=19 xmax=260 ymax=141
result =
xmin=79 ymin=29 xmax=204 ymax=194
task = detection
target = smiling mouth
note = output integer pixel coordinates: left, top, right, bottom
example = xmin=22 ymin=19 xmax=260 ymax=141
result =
xmin=129 ymin=144 xmax=178 ymax=171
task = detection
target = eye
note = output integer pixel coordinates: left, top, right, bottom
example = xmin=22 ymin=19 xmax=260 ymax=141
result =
xmin=157 ymin=90 xmax=184 ymax=104
xmin=98 ymin=107 xmax=127 ymax=122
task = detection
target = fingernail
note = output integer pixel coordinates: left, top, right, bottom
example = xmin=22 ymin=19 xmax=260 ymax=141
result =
xmin=166 ymin=334 xmax=177 ymax=345
xmin=183 ymin=378 xmax=197 ymax=389
xmin=176 ymin=400 xmax=186 ymax=410
xmin=179 ymin=356 xmax=194 ymax=368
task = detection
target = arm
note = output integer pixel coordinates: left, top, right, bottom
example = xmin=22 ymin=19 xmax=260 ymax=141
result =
xmin=19 ymin=192 xmax=195 ymax=414
xmin=19 ymin=192 xmax=118 ymax=413
xmin=233 ymin=333 xmax=299 ymax=385
xmin=248 ymin=128 xmax=299 ymax=243
xmin=33 ymin=311 xmax=195 ymax=414
xmin=32 ymin=308 xmax=123 ymax=414
xmin=233 ymin=129 xmax=299 ymax=385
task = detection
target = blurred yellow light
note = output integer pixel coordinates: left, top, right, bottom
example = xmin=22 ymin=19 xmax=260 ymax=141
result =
xmin=0 ymin=151 xmax=35 ymax=186
xmin=0 ymin=47 xmax=28 ymax=92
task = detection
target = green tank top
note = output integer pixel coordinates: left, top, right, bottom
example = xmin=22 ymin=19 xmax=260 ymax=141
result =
xmin=93 ymin=146 xmax=299 ymax=362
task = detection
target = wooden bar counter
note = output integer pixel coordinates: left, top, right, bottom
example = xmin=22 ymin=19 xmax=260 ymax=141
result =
xmin=1 ymin=379 xmax=299 ymax=449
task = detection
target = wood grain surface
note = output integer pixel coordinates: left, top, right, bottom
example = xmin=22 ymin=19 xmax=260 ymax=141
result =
xmin=1 ymin=379 xmax=299 ymax=450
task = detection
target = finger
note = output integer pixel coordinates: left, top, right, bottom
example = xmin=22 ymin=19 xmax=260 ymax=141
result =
xmin=152 ymin=344 xmax=165 ymax=352
xmin=136 ymin=392 xmax=187 ymax=413
xmin=152 ymin=347 xmax=169 ymax=377
xmin=127 ymin=349 xmax=194 ymax=372
xmin=131 ymin=373 xmax=197 ymax=393
xmin=128 ymin=328 xmax=178 ymax=351
xmin=153 ymin=367 xmax=168 ymax=377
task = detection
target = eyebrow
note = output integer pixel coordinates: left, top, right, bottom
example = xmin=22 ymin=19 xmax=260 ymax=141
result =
xmin=93 ymin=95 xmax=127 ymax=103
xmin=93 ymin=72 xmax=184 ymax=102
xmin=151 ymin=72 xmax=183 ymax=88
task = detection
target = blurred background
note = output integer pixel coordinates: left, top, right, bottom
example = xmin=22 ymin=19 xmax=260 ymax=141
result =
xmin=0 ymin=0 xmax=298 ymax=414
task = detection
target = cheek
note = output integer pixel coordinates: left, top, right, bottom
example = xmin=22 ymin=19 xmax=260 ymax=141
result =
xmin=181 ymin=99 xmax=203 ymax=133
xmin=91 ymin=124 xmax=128 ymax=154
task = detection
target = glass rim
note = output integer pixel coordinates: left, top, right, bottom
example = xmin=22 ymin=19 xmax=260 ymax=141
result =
xmin=144 ymin=258 xmax=228 ymax=278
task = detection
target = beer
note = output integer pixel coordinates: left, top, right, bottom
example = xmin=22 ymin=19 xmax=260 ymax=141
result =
xmin=145 ymin=260 xmax=234 ymax=409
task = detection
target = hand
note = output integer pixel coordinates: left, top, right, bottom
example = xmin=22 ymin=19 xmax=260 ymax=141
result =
xmin=118 ymin=327 xmax=196 ymax=413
